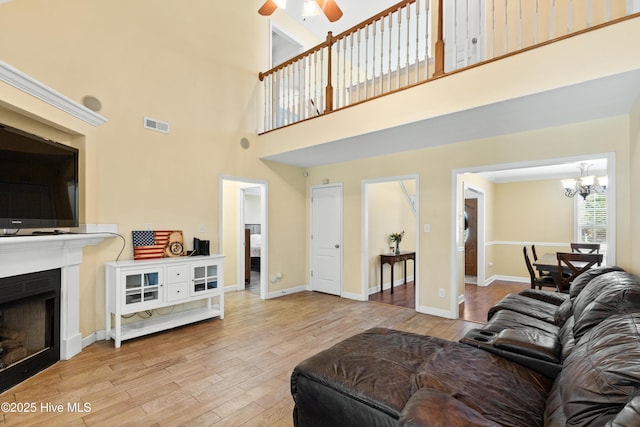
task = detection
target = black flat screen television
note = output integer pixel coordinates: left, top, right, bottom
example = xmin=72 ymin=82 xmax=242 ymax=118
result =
xmin=0 ymin=123 xmax=79 ymax=230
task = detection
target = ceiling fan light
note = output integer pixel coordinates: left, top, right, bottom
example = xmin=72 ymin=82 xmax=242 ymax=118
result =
xmin=274 ymin=0 xmax=287 ymax=8
xmin=303 ymin=0 xmax=320 ymax=16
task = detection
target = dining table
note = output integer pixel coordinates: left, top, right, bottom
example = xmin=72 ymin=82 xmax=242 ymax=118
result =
xmin=533 ymin=252 xmax=601 ymax=285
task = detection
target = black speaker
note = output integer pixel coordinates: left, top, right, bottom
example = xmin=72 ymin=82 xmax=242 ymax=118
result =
xmin=193 ymin=238 xmax=210 ymax=256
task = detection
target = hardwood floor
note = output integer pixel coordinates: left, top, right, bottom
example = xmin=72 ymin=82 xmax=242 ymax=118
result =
xmin=368 ymin=281 xmax=415 ymax=308
xmin=460 ymin=280 xmax=529 ymax=323
xmin=0 ymin=288 xmax=509 ymax=426
xmin=368 ymin=279 xmax=528 ymax=324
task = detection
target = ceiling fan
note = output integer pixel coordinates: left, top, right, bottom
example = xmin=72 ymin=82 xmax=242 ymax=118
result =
xmin=258 ymin=0 xmax=343 ymax=22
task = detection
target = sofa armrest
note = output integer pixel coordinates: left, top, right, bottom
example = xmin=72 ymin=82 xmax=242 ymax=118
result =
xmin=400 ymin=388 xmax=499 ymax=427
xmin=518 ymin=289 xmax=569 ymax=306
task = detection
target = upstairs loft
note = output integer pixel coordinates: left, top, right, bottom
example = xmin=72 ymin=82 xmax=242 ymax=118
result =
xmin=256 ymin=1 xmax=640 ymax=168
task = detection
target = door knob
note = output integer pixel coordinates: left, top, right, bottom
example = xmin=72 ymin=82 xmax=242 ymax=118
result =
xmin=472 ymin=37 xmax=478 ymax=44
xmin=335 ymin=244 xmax=340 ymax=248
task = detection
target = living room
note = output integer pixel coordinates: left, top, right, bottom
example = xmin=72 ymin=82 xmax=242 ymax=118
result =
xmin=0 ymin=0 xmax=639 ymax=425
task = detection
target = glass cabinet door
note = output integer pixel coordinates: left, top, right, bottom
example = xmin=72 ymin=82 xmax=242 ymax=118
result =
xmin=124 ymin=270 xmax=160 ymax=306
xmin=192 ymin=264 xmax=219 ymax=295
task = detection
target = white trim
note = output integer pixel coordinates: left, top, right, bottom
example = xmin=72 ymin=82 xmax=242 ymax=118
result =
xmin=487 ymin=240 xmax=570 ymax=247
xmin=416 ymin=304 xmax=456 ymax=320
xmin=362 ymin=174 xmax=419 ymax=307
xmin=0 ymin=61 xmax=107 ymax=127
xmin=368 ymin=276 xmax=415 ymax=295
xmin=219 ymin=175 xmax=268 ymax=300
xmin=492 ymin=275 xmax=530 ymax=284
xmin=451 ymin=153 xmax=616 ymax=320
xmin=266 ymin=284 xmax=309 ymax=299
xmin=341 ymin=290 xmax=367 ymax=301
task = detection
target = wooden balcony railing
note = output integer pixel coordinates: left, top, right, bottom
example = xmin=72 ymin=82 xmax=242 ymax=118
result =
xmin=259 ymin=0 xmax=638 ymax=133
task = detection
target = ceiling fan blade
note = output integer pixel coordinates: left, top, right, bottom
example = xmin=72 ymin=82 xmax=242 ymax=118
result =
xmin=258 ymin=0 xmax=278 ymax=16
xmin=315 ymin=0 xmax=343 ymax=22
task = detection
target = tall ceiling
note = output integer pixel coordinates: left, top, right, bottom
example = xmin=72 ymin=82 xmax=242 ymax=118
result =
xmin=282 ymin=0 xmax=401 ymax=39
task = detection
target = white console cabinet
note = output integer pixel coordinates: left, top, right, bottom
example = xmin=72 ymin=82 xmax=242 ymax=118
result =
xmin=105 ymin=255 xmax=224 ymax=348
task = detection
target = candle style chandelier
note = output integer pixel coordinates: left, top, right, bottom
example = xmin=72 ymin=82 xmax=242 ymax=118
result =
xmin=561 ymin=162 xmax=608 ymax=199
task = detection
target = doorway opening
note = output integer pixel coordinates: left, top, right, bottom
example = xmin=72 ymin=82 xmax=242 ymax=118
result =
xmin=220 ymin=177 xmax=268 ymax=299
xmin=452 ymin=154 xmax=615 ymax=320
xmin=363 ymin=175 xmax=419 ymax=309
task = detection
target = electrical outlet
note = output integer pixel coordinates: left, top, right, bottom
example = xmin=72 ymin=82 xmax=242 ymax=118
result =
xmin=438 ymin=288 xmax=445 ymax=298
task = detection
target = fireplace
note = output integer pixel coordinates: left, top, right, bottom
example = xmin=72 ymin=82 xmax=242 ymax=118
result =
xmin=0 ymin=269 xmax=60 ymax=392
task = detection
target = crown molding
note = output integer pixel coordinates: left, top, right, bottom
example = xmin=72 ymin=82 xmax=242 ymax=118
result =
xmin=0 ymin=61 xmax=107 ymax=127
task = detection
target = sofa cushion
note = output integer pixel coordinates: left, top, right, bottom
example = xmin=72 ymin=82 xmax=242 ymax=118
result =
xmin=568 ymin=265 xmax=624 ymax=299
xmin=553 ymin=297 xmax=573 ymax=327
xmin=483 ymin=309 xmax=559 ymax=336
xmin=291 ymin=328 xmax=551 ymax=427
xmin=399 ymin=388 xmax=499 ymax=427
xmin=487 ymin=294 xmax=558 ymax=323
xmin=572 ymin=271 xmax=640 ymax=340
xmin=545 ymin=312 xmax=640 ymax=426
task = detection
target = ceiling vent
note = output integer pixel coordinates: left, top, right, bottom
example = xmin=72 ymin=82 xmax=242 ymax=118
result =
xmin=144 ymin=116 xmax=169 ymax=133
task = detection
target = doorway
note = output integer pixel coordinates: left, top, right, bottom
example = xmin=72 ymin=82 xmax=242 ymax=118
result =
xmin=220 ymin=177 xmax=267 ymax=299
xmin=363 ymin=175 xmax=419 ymax=309
xmin=452 ymin=154 xmax=615 ymax=320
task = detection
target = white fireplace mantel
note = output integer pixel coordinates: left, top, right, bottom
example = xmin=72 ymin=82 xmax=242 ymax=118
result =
xmin=0 ymin=233 xmax=113 ymax=360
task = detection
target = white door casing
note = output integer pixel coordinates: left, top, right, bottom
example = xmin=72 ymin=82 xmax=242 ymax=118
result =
xmin=310 ymin=184 xmax=343 ymax=296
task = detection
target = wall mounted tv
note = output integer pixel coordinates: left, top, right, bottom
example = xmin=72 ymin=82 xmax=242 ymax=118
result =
xmin=0 ymin=123 xmax=79 ymax=230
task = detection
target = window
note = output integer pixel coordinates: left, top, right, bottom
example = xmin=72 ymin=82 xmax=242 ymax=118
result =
xmin=576 ymin=193 xmax=607 ymax=255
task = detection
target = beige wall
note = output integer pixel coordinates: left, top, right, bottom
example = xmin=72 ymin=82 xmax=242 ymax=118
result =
xmin=307 ymin=115 xmax=631 ymax=314
xmin=0 ymin=1 xmax=308 ymax=336
xmin=492 ymin=179 xmax=574 ymax=278
xmin=0 ymin=1 xmax=637 ymax=339
xmin=630 ymin=97 xmax=640 ymax=272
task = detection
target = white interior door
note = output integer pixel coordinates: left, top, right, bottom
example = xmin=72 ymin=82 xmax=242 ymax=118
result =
xmin=445 ymin=0 xmax=484 ymax=72
xmin=311 ymin=185 xmax=342 ymax=296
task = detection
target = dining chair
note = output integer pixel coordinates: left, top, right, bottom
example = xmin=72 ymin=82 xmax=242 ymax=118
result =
xmin=556 ymin=252 xmax=604 ymax=293
xmin=570 ymin=243 xmax=600 ymax=254
xmin=523 ymin=246 xmax=557 ymax=290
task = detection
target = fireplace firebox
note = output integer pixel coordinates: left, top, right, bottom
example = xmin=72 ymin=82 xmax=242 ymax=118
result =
xmin=0 ymin=269 xmax=60 ymax=392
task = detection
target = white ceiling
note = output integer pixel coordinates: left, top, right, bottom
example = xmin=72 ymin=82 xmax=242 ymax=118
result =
xmin=282 ymin=0 xmax=401 ymax=39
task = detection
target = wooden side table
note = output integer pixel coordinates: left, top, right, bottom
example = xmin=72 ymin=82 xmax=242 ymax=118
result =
xmin=380 ymin=251 xmax=416 ymax=294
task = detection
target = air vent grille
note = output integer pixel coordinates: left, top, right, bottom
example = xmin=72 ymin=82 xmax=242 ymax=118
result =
xmin=144 ymin=116 xmax=169 ymax=133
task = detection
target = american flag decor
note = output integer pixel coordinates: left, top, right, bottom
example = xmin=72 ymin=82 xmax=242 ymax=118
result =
xmin=132 ymin=230 xmax=173 ymax=260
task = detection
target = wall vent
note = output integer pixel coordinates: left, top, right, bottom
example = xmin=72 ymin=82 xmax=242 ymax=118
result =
xmin=144 ymin=116 xmax=169 ymax=133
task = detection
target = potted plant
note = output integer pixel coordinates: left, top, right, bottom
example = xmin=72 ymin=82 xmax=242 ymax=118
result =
xmin=389 ymin=231 xmax=405 ymax=255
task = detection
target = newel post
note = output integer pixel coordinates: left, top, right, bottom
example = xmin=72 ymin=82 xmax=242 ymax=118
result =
xmin=325 ymin=31 xmax=334 ymax=113
xmin=433 ymin=0 xmax=445 ymax=77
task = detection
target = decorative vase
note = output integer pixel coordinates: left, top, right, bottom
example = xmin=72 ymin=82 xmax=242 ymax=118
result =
xmin=395 ymin=243 xmax=400 ymax=255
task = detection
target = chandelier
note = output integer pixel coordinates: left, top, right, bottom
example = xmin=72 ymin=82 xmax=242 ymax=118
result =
xmin=561 ymin=162 xmax=607 ymax=199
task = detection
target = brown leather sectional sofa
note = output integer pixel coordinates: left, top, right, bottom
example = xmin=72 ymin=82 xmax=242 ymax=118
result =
xmin=290 ymin=267 xmax=640 ymax=426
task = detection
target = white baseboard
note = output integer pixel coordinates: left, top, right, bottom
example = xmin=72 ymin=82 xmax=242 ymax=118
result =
xmin=492 ymin=275 xmax=529 ymax=284
xmin=342 ymin=291 xmax=367 ymax=301
xmin=416 ymin=304 xmax=456 ymax=319
xmin=82 ymin=331 xmax=107 ymax=348
xmin=267 ymin=284 xmax=310 ymax=299
xmin=368 ymin=276 xmax=414 ymax=295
